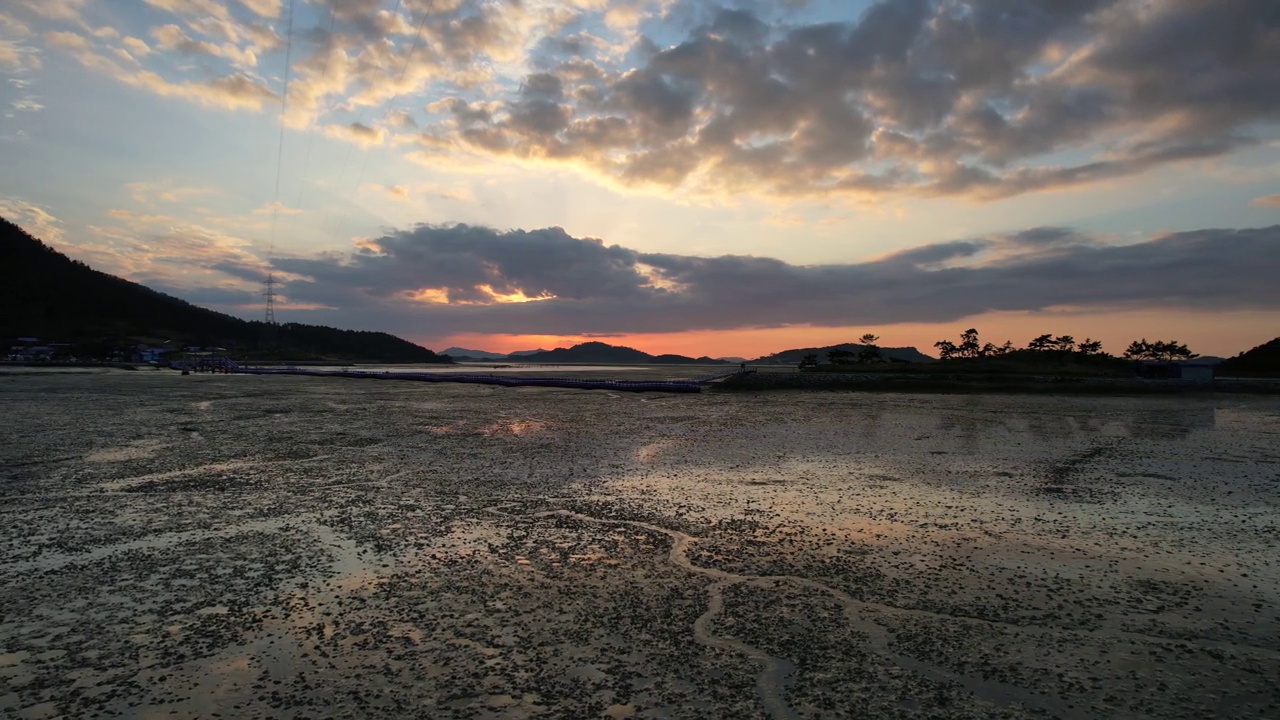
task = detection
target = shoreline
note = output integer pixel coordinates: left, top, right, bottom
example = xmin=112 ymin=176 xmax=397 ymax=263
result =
xmin=715 ymin=370 xmax=1280 ymax=395
xmin=0 ymin=360 xmax=142 ymax=370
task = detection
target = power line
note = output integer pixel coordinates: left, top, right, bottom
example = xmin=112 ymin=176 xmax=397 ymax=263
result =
xmin=266 ymin=0 xmax=298 ymax=325
xmin=347 ymin=1 xmax=434 ymax=200
xmin=313 ymin=0 xmax=404 ymax=242
xmin=292 ymin=6 xmax=338 ymax=211
xmin=323 ymin=0 xmax=433 ymax=241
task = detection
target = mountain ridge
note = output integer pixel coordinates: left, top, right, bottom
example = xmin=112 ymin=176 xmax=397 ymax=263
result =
xmin=0 ymin=217 xmax=450 ymax=363
xmin=441 ymin=347 xmax=508 ymax=360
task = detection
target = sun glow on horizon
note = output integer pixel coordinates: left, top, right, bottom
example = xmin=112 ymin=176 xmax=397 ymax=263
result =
xmin=431 ymin=308 xmax=1280 ymax=360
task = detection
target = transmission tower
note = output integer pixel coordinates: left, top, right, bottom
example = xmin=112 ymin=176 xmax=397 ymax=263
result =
xmin=263 ymin=272 xmax=278 ymax=325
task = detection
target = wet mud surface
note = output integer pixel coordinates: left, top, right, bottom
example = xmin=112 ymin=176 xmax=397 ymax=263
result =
xmin=1 ymin=370 xmax=1278 ymax=718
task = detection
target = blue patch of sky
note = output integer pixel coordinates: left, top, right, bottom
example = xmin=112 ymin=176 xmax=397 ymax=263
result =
xmin=641 ymin=0 xmax=876 ymax=49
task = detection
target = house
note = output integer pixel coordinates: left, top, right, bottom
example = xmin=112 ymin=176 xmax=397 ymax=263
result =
xmin=9 ymin=345 xmax=54 ymax=361
xmin=1178 ymin=360 xmax=1217 ymax=381
xmin=7 ymin=337 xmax=41 ymax=360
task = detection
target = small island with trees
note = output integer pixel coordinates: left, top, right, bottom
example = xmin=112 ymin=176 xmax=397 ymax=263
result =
xmin=726 ymin=328 xmax=1280 ymax=394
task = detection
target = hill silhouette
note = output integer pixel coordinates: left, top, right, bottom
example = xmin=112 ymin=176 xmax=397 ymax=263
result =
xmin=754 ymin=342 xmax=935 ymax=364
xmin=517 ymin=342 xmax=729 ymax=365
xmin=1218 ymin=338 xmax=1280 ymax=377
xmin=440 ymin=347 xmax=509 ymax=360
xmin=0 ymin=217 xmax=448 ymax=363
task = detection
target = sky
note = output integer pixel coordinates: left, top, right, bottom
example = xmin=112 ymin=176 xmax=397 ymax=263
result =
xmin=1 ymin=0 xmax=1278 ymax=359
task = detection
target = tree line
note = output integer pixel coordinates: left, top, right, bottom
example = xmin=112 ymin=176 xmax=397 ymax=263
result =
xmin=799 ymin=334 xmax=886 ymax=368
xmin=932 ymin=329 xmax=1196 ymax=361
xmin=800 ymin=329 xmax=1199 ymax=366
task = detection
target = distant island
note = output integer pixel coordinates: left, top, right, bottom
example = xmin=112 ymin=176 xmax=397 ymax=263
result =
xmin=722 ymin=330 xmax=1280 ymax=392
xmin=448 ymin=341 xmax=733 ymax=365
xmin=0 ymin=217 xmax=450 ymax=364
xmin=752 ymin=342 xmax=935 ymax=364
xmin=442 ymin=347 xmax=512 ymax=360
xmin=441 ymin=347 xmax=554 ymax=361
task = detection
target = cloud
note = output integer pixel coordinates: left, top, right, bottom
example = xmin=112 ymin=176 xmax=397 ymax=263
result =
xmin=43 ymin=28 xmax=279 ymax=111
xmin=387 ymin=109 xmax=417 ymax=128
xmin=143 ymin=0 xmax=234 ymax=24
xmin=149 ymin=282 xmax=264 ymax=309
xmin=150 ymin=24 xmax=257 ymax=68
xmin=0 ymin=13 xmax=31 ymax=37
xmin=877 ymin=240 xmax=987 ymax=267
xmin=167 ymin=72 xmax=277 ymax=109
xmin=136 ymin=0 xmax=283 ymax=55
xmin=8 ymin=0 xmax=88 ymax=24
xmin=74 ymin=209 xmax=270 ymax=292
xmin=253 ymin=201 xmax=303 ymax=215
xmin=43 ymin=30 xmax=89 ymax=51
xmin=366 ymin=182 xmax=477 ymax=203
xmin=399 ymin=0 xmax=1280 ymax=203
xmin=10 ymin=0 xmax=1278 ymax=214
xmin=0 ymin=39 xmax=38 ymax=72
xmin=126 ymin=181 xmax=215 ymax=205
xmin=238 ymin=0 xmax=283 ymax=19
xmin=121 ymin=37 xmax=151 ymax=57
xmin=277 ymin=0 xmax=535 ymax=129
xmin=368 ymin=183 xmax=411 ymax=201
xmin=0 ymin=196 xmax=63 ymax=243
xmin=323 ymin=121 xmax=386 ymax=146
xmin=257 ymin=221 xmax=1280 ymax=337
xmin=1251 ymin=193 xmax=1280 ymax=208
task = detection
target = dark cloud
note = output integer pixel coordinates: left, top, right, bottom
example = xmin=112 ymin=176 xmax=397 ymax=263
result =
xmin=437 ymin=97 xmax=493 ymax=126
xmin=274 ymin=224 xmax=653 ymax=306
xmin=422 ymin=0 xmax=1279 ymax=200
xmin=152 ymin=283 xmax=260 ymax=308
xmin=323 ymin=0 xmax=405 ymax=40
xmin=879 ymin=241 xmax=988 ymax=266
xmin=1004 ymin=227 xmax=1089 ymax=247
xmin=707 ymin=7 xmax=770 ymax=43
xmin=209 ymin=260 xmax=271 ymax=283
xmin=255 ymin=222 xmax=1280 ymax=337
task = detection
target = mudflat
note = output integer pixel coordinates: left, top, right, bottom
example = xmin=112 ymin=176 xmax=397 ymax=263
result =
xmin=1 ymin=370 xmax=1277 ymax=719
